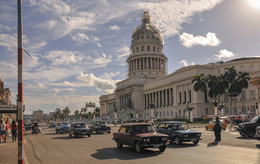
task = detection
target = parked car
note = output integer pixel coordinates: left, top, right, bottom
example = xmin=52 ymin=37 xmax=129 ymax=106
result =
xmin=24 ymin=123 xmax=33 ymax=131
xmin=205 ymin=119 xmax=227 ymax=131
xmin=237 ymin=115 xmax=260 ymax=137
xmin=157 ymin=121 xmax=201 ymax=145
xmin=69 ymin=122 xmax=91 ymax=138
xmin=90 ymin=120 xmax=111 ymax=134
xmin=256 ymin=126 xmax=260 ymax=138
xmin=49 ymin=122 xmax=56 ymax=128
xmin=55 ymin=121 xmax=70 ymax=134
xmin=113 ymin=123 xmax=168 ymax=153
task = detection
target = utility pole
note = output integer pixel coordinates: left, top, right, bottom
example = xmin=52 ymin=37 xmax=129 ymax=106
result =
xmin=17 ymin=0 xmax=24 ymax=163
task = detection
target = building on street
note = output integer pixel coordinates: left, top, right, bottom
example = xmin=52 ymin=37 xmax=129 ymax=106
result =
xmin=99 ymin=11 xmax=259 ymax=123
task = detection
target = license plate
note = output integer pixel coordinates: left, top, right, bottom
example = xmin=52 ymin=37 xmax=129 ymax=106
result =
xmin=153 ymin=144 xmax=162 ymax=148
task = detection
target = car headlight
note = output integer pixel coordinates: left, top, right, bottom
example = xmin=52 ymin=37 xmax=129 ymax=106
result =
xmin=197 ymin=134 xmax=201 ymax=136
xmin=143 ymin=138 xmax=147 ymax=142
xmin=165 ymin=137 xmax=168 ymax=141
xmin=147 ymin=138 xmax=150 ymax=142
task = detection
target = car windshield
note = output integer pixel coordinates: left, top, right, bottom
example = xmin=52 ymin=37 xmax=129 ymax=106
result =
xmin=58 ymin=123 xmax=69 ymax=126
xmin=179 ymin=123 xmax=189 ymax=130
xmin=250 ymin=116 xmax=260 ymax=123
xmin=132 ymin=125 xmax=155 ymax=134
xmin=96 ymin=121 xmax=106 ymax=125
xmin=74 ymin=124 xmax=86 ymax=128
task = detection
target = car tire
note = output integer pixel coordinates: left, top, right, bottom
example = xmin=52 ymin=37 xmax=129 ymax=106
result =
xmin=88 ymin=134 xmax=91 ymax=137
xmin=193 ymin=140 xmax=199 ymax=145
xmin=159 ymin=145 xmax=166 ymax=152
xmin=56 ymin=130 xmax=58 ymax=134
xmin=116 ymin=139 xmax=123 ymax=149
xmin=240 ymin=132 xmax=246 ymax=137
xmin=223 ymin=128 xmax=226 ymax=131
xmin=134 ymin=142 xmax=143 ymax=153
xmin=246 ymin=129 xmax=255 ymax=137
xmin=96 ymin=130 xmax=99 ymax=134
xmin=69 ymin=133 xmax=72 ymax=138
xmin=174 ymin=137 xmax=182 ymax=145
xmin=205 ymin=127 xmax=208 ymax=131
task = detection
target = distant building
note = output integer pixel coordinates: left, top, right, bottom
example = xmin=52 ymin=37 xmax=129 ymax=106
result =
xmin=32 ymin=110 xmax=48 ymax=122
xmin=99 ymin=11 xmax=259 ymax=122
xmin=23 ymin=114 xmax=32 ymax=121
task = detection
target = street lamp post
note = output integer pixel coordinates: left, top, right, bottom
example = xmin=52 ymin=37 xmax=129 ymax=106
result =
xmin=186 ymin=104 xmax=194 ymax=122
xmin=217 ymin=102 xmax=225 ymax=116
xmin=149 ymin=100 xmax=155 ymax=123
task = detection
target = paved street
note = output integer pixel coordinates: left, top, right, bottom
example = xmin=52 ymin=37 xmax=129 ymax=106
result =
xmin=1 ymin=126 xmax=260 ymax=164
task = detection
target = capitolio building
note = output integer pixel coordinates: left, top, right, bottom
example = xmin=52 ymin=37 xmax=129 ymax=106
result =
xmin=99 ymin=11 xmax=260 ymax=122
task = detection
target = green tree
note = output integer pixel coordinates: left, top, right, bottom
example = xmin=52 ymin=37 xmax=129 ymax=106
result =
xmin=62 ymin=106 xmax=71 ymax=121
xmin=192 ymin=74 xmax=207 ymax=115
xmin=54 ymin=108 xmax=62 ymax=121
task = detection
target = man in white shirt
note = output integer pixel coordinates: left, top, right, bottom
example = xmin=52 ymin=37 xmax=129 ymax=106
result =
xmin=0 ymin=120 xmax=6 ymax=143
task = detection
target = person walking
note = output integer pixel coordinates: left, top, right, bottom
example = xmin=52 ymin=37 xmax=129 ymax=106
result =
xmin=11 ymin=121 xmax=17 ymax=142
xmin=213 ymin=116 xmax=222 ymax=141
xmin=0 ymin=120 xmax=6 ymax=143
xmin=4 ymin=121 xmax=9 ymax=142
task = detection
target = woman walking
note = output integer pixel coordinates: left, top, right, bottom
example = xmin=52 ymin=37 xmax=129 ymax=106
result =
xmin=11 ymin=121 xmax=17 ymax=142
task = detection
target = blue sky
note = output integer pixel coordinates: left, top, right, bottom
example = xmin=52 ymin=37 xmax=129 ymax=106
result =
xmin=1 ymin=0 xmax=260 ymax=114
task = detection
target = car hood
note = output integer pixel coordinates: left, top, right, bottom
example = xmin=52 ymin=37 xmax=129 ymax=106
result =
xmin=74 ymin=128 xmax=90 ymax=130
xmin=175 ymin=129 xmax=201 ymax=134
xmin=240 ymin=122 xmax=254 ymax=126
xmin=135 ymin=132 xmax=168 ymax=138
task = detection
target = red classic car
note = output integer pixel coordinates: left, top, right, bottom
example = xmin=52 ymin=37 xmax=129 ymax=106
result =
xmin=113 ymin=123 xmax=168 ymax=153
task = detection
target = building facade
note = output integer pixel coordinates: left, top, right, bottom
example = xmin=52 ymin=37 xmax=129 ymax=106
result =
xmin=99 ymin=12 xmax=259 ymax=122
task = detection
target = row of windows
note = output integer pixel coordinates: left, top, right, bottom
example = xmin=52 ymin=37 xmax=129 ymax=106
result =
xmin=144 ymin=88 xmax=174 ymax=109
xmin=178 ymin=90 xmax=192 ymax=105
xmin=217 ymin=64 xmax=260 ymax=75
xmin=139 ymin=109 xmax=188 ymax=119
xmin=132 ymin=45 xmax=161 ymax=54
xmin=129 ymin=57 xmax=165 ymax=71
xmin=119 ymin=93 xmax=131 ymax=110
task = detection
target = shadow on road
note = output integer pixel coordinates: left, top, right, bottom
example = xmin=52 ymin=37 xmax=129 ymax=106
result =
xmin=207 ymin=141 xmax=219 ymax=147
xmin=52 ymin=136 xmax=90 ymax=140
xmin=256 ymin=144 xmax=260 ymax=149
xmin=236 ymin=136 xmax=256 ymax=140
xmin=91 ymin=147 xmax=161 ymax=160
xmin=167 ymin=143 xmax=197 ymax=149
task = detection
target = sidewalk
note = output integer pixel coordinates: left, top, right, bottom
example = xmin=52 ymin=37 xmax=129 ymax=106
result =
xmin=0 ymin=134 xmax=18 ymax=164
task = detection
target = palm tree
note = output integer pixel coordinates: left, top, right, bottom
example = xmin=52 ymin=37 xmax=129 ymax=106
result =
xmin=224 ymin=66 xmax=238 ymax=115
xmin=192 ymin=74 xmax=207 ymax=115
xmin=237 ymin=71 xmax=251 ymax=113
xmin=55 ymin=108 xmax=62 ymax=121
xmin=74 ymin=110 xmax=80 ymax=121
xmin=80 ymin=107 xmax=87 ymax=120
xmin=207 ymin=74 xmax=228 ymax=115
xmin=62 ymin=106 xmax=71 ymax=121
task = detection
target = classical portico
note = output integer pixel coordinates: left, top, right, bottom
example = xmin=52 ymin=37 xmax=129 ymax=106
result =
xmin=250 ymin=71 xmax=260 ymax=115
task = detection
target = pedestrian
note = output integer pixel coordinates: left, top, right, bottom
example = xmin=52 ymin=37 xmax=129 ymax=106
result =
xmin=4 ymin=121 xmax=9 ymax=142
xmin=0 ymin=120 xmax=6 ymax=143
xmin=213 ymin=116 xmax=221 ymax=142
xmin=11 ymin=121 xmax=17 ymax=142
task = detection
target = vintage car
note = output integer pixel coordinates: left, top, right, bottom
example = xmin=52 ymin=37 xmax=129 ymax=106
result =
xmin=205 ymin=119 xmax=227 ymax=131
xmin=237 ymin=115 xmax=260 ymax=137
xmin=69 ymin=122 xmax=91 ymax=138
xmin=90 ymin=120 xmax=111 ymax=134
xmin=157 ymin=121 xmax=201 ymax=145
xmin=256 ymin=126 xmax=260 ymax=138
xmin=49 ymin=122 xmax=56 ymax=128
xmin=113 ymin=123 xmax=168 ymax=153
xmin=55 ymin=121 xmax=70 ymax=134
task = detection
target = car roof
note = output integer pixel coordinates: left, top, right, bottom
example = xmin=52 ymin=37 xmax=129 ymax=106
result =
xmin=71 ymin=122 xmax=86 ymax=124
xmin=159 ymin=121 xmax=186 ymax=124
xmin=121 ymin=123 xmax=152 ymax=126
xmin=58 ymin=121 xmax=70 ymax=123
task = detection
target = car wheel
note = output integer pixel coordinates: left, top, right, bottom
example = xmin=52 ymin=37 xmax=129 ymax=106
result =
xmin=108 ymin=131 xmax=111 ymax=134
xmin=240 ymin=132 xmax=246 ymax=137
xmin=169 ymin=140 xmax=174 ymax=144
xmin=69 ymin=133 xmax=72 ymax=138
xmin=205 ymin=127 xmax=208 ymax=131
xmin=116 ymin=139 xmax=123 ymax=149
xmin=174 ymin=137 xmax=182 ymax=145
xmin=88 ymin=134 xmax=91 ymax=137
xmin=134 ymin=142 xmax=143 ymax=153
xmin=74 ymin=133 xmax=77 ymax=138
xmin=96 ymin=130 xmax=99 ymax=134
xmin=56 ymin=130 xmax=58 ymax=134
xmin=193 ymin=140 xmax=199 ymax=145
xmin=223 ymin=128 xmax=226 ymax=131
xmin=246 ymin=129 xmax=255 ymax=137
xmin=159 ymin=145 xmax=166 ymax=152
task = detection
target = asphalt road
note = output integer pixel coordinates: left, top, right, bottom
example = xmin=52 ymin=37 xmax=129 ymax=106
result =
xmin=22 ymin=126 xmax=260 ymax=164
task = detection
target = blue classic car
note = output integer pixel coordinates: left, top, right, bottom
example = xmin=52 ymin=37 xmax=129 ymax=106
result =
xmin=157 ymin=121 xmax=201 ymax=145
xmin=55 ymin=121 xmax=70 ymax=134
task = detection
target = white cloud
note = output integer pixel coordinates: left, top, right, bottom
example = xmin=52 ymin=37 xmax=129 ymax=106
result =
xmin=26 ymin=82 xmax=47 ymax=89
xmin=0 ymin=34 xmax=17 ymax=52
xmin=76 ymin=73 xmax=116 ymax=94
xmin=214 ymin=49 xmax=235 ymax=60
xmin=93 ymin=53 xmax=112 ymax=65
xmin=179 ymin=60 xmax=195 ymax=67
xmin=109 ymin=25 xmax=120 ymax=31
xmin=179 ymin=32 xmax=220 ymax=47
xmin=46 ymin=50 xmax=83 ymax=65
xmin=71 ymin=33 xmax=101 ymax=47
xmin=29 ymin=0 xmax=73 ymax=15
